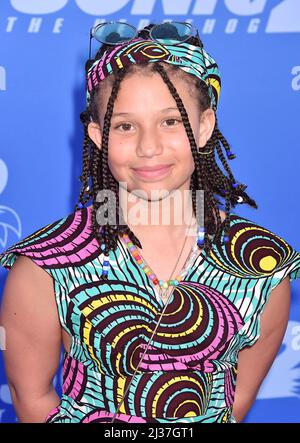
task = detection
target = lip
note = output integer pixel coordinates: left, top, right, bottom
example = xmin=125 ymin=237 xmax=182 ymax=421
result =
xmin=132 ymin=164 xmax=173 ymax=179
xmin=133 ymin=164 xmax=172 ymax=171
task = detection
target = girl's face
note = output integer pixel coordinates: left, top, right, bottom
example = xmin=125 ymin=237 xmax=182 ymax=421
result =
xmin=88 ymin=67 xmax=215 ymax=199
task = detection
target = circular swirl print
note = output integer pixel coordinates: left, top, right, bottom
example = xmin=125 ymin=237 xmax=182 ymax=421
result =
xmin=210 ymin=217 xmax=296 ymax=278
xmin=76 ymin=280 xmax=244 ymax=376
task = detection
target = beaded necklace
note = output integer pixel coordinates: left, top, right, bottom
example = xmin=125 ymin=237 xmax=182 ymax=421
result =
xmin=99 ymin=214 xmax=231 ymax=295
xmin=121 ymin=230 xmax=199 ymax=304
xmin=117 ymin=212 xmax=206 ymax=305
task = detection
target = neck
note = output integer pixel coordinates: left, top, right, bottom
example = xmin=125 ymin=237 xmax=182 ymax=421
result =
xmin=118 ymin=186 xmax=199 ymax=240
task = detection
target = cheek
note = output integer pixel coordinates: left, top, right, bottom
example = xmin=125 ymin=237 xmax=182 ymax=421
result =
xmin=107 ymin=144 xmax=130 ymax=179
xmin=178 ymin=145 xmax=195 ymax=176
xmin=176 ymin=141 xmax=195 ymax=163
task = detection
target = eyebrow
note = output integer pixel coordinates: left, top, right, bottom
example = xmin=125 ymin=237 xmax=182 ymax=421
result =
xmin=111 ymin=107 xmax=180 ymax=118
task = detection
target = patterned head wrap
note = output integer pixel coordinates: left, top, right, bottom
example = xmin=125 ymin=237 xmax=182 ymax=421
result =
xmin=86 ymin=37 xmax=221 ymax=110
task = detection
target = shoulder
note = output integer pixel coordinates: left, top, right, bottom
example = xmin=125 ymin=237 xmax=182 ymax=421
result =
xmin=0 ymin=204 xmax=100 ymax=273
xmin=213 ymin=211 xmax=300 ymax=281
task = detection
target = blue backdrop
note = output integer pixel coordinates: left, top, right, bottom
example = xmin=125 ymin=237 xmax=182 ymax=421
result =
xmin=0 ymin=0 xmax=300 ymax=423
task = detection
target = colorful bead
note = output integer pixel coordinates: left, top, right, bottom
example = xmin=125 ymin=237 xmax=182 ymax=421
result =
xmin=224 ymin=235 xmax=230 ymax=242
xmin=120 ymin=232 xmax=197 ymax=292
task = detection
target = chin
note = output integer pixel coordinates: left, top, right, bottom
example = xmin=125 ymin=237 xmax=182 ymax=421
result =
xmin=130 ymin=187 xmax=171 ymax=201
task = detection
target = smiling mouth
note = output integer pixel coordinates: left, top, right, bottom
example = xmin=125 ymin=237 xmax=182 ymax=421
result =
xmin=132 ymin=164 xmax=173 ymax=180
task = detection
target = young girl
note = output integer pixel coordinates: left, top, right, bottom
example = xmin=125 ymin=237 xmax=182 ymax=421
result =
xmin=0 ymin=21 xmax=300 ymax=424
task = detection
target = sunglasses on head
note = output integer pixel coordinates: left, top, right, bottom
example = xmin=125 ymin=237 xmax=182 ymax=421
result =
xmin=88 ymin=20 xmax=205 ymax=58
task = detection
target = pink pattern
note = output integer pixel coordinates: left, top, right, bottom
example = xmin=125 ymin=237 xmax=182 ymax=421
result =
xmin=62 ymin=355 xmax=85 ymax=401
xmin=136 ymin=282 xmax=244 ymax=372
xmin=81 ymin=410 xmax=147 ymax=423
xmin=7 ymin=206 xmax=99 ymax=267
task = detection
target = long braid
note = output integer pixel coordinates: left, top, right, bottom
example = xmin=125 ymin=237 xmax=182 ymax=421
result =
xmin=153 ymin=62 xmax=223 ymax=255
xmin=74 ymin=112 xmax=93 ymax=210
xmin=89 ymin=67 xmax=142 ymax=260
xmin=93 ymin=69 xmax=125 ymax=256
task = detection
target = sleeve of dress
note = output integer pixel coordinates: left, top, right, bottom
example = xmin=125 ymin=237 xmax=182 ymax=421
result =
xmin=238 ymin=237 xmax=300 ymax=350
xmin=0 ymin=211 xmax=81 ymax=339
xmin=268 ymin=243 xmax=300 ymax=291
xmin=0 ymin=213 xmax=72 ymax=279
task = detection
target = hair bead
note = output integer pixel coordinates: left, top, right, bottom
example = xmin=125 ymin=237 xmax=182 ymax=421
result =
xmin=225 ymin=150 xmax=236 ymax=160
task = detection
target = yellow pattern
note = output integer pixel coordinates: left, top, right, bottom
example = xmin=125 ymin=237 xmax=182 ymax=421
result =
xmin=259 ymin=254 xmax=277 ymax=271
xmin=116 ymin=57 xmax=124 ymax=69
xmin=82 ymin=318 xmax=105 ymax=374
xmin=152 ymin=376 xmax=205 ymax=416
xmin=174 ymin=401 xmax=201 ymax=417
xmin=125 ymin=41 xmax=168 ymax=59
xmin=147 ymin=288 xmax=203 ymax=339
xmin=208 ymin=77 xmax=220 ymax=98
xmin=210 ymin=226 xmax=290 ymax=277
xmin=116 ymin=375 xmax=127 ymax=414
xmin=82 ymin=293 xmax=157 ymax=316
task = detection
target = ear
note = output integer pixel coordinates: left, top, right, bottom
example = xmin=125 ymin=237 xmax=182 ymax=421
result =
xmin=198 ymin=108 xmax=216 ymax=148
xmin=87 ymin=122 xmax=102 ymax=150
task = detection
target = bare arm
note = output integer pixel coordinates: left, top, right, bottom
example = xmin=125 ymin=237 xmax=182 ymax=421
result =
xmin=0 ymin=256 xmax=63 ymax=422
xmin=232 ymin=276 xmax=291 ymax=422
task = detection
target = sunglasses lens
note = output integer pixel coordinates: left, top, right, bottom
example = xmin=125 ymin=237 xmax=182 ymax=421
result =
xmin=93 ymin=22 xmax=136 ymax=44
xmin=151 ymin=22 xmax=192 ymax=45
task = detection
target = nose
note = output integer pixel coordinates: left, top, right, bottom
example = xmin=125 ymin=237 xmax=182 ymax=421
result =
xmin=136 ymin=127 xmax=163 ymax=157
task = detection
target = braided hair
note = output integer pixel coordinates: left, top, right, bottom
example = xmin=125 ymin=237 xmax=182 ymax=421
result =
xmin=75 ymin=24 xmax=258 ymax=267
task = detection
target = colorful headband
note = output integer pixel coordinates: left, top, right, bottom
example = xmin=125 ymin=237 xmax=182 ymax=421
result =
xmin=86 ymin=37 xmax=221 ymax=110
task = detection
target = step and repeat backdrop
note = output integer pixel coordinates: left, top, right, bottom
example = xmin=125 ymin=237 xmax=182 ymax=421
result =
xmin=0 ymin=0 xmax=300 ymax=423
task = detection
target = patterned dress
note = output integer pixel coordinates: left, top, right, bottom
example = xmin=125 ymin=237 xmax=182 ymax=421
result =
xmin=1 ymin=204 xmax=300 ymax=423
